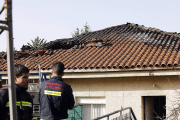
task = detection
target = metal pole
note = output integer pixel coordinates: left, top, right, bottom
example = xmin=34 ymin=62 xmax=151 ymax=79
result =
xmin=120 ymin=111 xmax=123 ymax=120
xmin=0 ymin=75 xmax=2 ymax=88
xmin=25 ymin=60 xmax=41 ymax=85
xmin=5 ymin=0 xmax=17 ymax=120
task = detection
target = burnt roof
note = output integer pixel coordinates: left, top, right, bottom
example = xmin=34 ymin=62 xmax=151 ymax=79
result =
xmin=1 ymin=22 xmax=180 ymax=71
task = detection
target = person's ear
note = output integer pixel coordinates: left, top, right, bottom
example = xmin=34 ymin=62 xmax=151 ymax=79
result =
xmin=15 ymin=76 xmax=18 ymax=84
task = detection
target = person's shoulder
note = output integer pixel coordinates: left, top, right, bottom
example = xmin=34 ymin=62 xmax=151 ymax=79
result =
xmin=63 ymin=82 xmax=71 ymax=86
xmin=39 ymin=80 xmax=47 ymax=87
xmin=62 ymin=82 xmax=72 ymax=89
xmin=39 ymin=79 xmax=52 ymax=90
xmin=25 ymin=91 xmax=31 ymax=95
xmin=0 ymin=87 xmax=8 ymax=92
xmin=0 ymin=87 xmax=9 ymax=97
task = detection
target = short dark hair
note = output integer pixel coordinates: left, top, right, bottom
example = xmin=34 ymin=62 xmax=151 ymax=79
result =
xmin=14 ymin=64 xmax=29 ymax=78
xmin=52 ymin=62 xmax=65 ymax=75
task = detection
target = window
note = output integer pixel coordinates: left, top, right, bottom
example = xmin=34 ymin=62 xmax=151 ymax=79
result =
xmin=76 ymin=97 xmax=106 ymax=120
xmin=82 ymin=104 xmax=105 ymax=120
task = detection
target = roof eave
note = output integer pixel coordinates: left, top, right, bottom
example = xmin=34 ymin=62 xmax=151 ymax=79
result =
xmin=1 ymin=67 xmax=180 ymax=79
xmin=43 ymin=67 xmax=180 ymax=79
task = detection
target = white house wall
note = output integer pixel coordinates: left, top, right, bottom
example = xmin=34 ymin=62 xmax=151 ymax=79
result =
xmin=64 ymin=76 xmax=180 ymax=120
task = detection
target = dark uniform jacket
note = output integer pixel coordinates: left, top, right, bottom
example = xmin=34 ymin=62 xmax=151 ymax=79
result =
xmin=39 ymin=76 xmax=75 ymax=120
xmin=0 ymin=85 xmax=33 ymax=120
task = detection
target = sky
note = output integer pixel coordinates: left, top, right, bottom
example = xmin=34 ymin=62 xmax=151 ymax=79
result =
xmin=0 ymin=0 xmax=180 ymax=51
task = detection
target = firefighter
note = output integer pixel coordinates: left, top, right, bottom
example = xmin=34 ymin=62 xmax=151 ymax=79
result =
xmin=39 ymin=61 xmax=75 ymax=120
xmin=0 ymin=64 xmax=33 ymax=120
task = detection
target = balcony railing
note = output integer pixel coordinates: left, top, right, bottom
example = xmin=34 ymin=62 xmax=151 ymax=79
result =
xmin=93 ymin=107 xmax=137 ymax=120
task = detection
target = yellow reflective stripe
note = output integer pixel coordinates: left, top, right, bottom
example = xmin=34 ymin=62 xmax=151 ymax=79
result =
xmin=44 ymin=90 xmax=61 ymax=96
xmin=6 ymin=103 xmax=20 ymax=107
xmin=6 ymin=101 xmax=32 ymax=107
xmin=22 ymin=101 xmax=32 ymax=107
xmin=6 ymin=102 xmax=21 ymax=107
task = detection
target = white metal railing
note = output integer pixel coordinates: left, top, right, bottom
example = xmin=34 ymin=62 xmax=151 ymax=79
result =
xmin=93 ymin=107 xmax=137 ymax=120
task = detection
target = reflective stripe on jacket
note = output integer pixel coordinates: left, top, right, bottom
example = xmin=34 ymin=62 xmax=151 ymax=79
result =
xmin=39 ymin=76 xmax=74 ymax=120
xmin=0 ymin=85 xmax=33 ymax=120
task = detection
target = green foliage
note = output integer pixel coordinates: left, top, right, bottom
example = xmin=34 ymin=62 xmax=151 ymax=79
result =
xmin=71 ymin=22 xmax=91 ymax=37
xmin=27 ymin=36 xmax=47 ymax=47
xmin=72 ymin=28 xmax=80 ymax=38
xmin=81 ymin=22 xmax=91 ymax=33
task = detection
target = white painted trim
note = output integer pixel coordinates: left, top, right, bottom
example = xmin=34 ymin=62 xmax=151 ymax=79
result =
xmin=62 ymin=69 xmax=180 ymax=78
xmin=76 ymin=97 xmax=106 ymax=104
xmin=1 ymin=68 xmax=180 ymax=79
